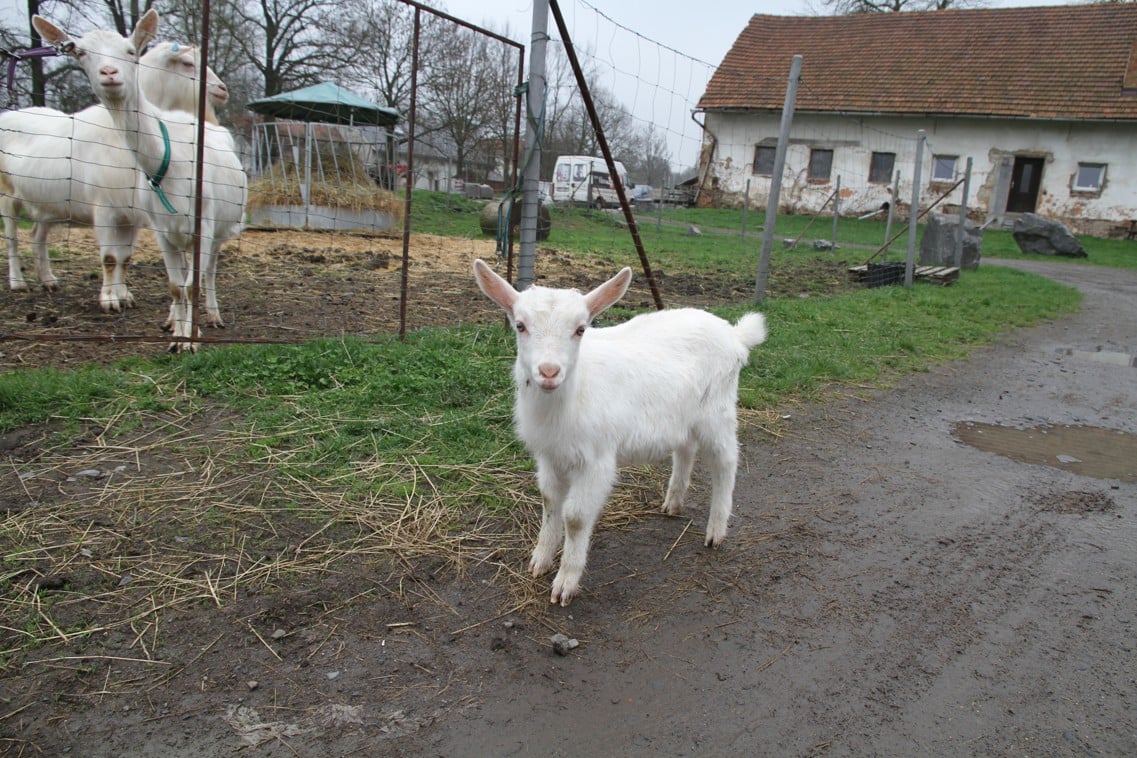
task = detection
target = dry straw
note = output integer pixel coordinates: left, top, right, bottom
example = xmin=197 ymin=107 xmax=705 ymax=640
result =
xmin=1 ymin=405 xmax=792 ymax=668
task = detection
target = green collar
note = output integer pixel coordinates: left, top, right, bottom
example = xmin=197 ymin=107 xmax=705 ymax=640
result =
xmin=146 ymin=120 xmax=177 ymax=214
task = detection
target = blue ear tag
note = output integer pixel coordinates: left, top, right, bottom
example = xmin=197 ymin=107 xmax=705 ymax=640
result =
xmin=171 ymin=43 xmax=180 ymax=52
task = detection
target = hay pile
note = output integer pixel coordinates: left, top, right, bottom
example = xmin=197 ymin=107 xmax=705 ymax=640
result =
xmin=248 ymin=155 xmax=403 ymax=218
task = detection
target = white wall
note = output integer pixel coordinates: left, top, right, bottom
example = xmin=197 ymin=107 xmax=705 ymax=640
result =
xmin=702 ymin=111 xmax=1137 ymax=234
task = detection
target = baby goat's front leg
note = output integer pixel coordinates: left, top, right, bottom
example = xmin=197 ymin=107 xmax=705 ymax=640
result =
xmin=550 ymin=459 xmax=616 ymax=606
xmin=530 ymin=461 xmax=567 ymax=577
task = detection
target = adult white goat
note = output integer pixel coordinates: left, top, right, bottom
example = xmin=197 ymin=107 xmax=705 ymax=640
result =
xmin=473 ymin=259 xmax=768 ymax=606
xmin=1 ymin=40 xmax=229 ymax=312
xmin=33 ymin=10 xmax=247 ymax=352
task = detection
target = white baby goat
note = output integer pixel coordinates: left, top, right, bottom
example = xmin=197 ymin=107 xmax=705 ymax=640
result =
xmin=1 ymin=40 xmax=229 ymax=311
xmin=34 ymin=10 xmax=248 ymax=352
xmin=473 ymin=259 xmax=768 ymax=606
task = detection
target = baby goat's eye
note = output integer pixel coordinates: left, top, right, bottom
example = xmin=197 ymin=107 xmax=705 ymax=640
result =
xmin=515 ymin=321 xmax=527 ymax=334
xmin=574 ymin=325 xmax=586 ymax=338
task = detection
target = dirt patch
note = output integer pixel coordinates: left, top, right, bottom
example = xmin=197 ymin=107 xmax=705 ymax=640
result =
xmin=1035 ymin=489 xmax=1117 ymax=514
xmin=0 ymin=224 xmax=856 ymax=371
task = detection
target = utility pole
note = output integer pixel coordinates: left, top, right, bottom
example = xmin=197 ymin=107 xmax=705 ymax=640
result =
xmin=516 ymin=0 xmax=549 ymax=289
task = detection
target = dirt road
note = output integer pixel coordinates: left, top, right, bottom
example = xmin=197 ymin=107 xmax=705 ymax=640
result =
xmin=406 ymin=259 xmax=1137 ymax=756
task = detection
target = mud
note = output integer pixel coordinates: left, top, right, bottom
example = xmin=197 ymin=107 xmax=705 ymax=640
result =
xmin=955 ymin=421 xmax=1137 ymax=483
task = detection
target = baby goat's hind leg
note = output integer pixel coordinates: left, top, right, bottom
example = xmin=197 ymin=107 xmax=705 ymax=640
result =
xmin=701 ymin=418 xmax=740 ymax=547
xmin=661 ymin=438 xmax=697 ymax=516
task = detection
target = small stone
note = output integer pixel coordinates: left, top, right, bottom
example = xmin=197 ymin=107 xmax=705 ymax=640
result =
xmin=271 ymin=628 xmax=287 ymax=640
xmin=326 ymin=671 xmax=340 ymax=680
xmin=75 ymin=469 xmax=103 ymax=479
xmin=502 ymin=620 xmax=514 ymax=629
xmin=550 ymin=633 xmax=580 ymax=656
xmin=246 ymin=680 xmax=259 ymax=691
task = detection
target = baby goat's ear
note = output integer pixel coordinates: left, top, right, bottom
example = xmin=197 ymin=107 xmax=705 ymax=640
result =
xmin=473 ymin=259 xmax=518 ymax=316
xmin=584 ymin=267 xmax=632 ymax=320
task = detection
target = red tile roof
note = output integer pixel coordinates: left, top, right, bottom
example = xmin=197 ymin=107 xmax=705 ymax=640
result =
xmin=698 ymin=4 xmax=1137 ymax=121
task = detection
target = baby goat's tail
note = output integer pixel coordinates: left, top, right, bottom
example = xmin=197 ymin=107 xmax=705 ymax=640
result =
xmin=734 ymin=312 xmax=768 ymax=349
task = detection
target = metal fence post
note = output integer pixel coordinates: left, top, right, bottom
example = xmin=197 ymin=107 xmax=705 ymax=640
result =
xmin=956 ymin=156 xmax=973 ymax=269
xmin=755 ymin=54 xmax=803 ymax=303
xmin=831 ymin=174 xmax=840 ymax=250
xmin=905 ymin=130 xmax=926 ymax=288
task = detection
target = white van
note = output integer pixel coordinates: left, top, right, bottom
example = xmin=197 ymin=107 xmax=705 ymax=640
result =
xmin=551 ymin=155 xmax=632 ymax=207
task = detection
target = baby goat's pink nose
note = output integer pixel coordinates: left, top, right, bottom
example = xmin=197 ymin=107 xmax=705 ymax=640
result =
xmin=538 ymin=363 xmax=560 ymax=379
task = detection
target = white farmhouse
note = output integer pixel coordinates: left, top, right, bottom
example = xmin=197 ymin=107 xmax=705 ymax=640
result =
xmin=696 ymin=4 xmax=1137 ymax=237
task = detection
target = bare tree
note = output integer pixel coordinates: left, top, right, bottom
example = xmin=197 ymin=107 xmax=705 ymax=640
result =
xmin=333 ymin=0 xmax=421 ymax=115
xmin=622 ymin=123 xmax=671 ymax=189
xmin=477 ymin=24 xmax=523 ymax=187
xmin=20 ymin=0 xmax=50 ymax=106
xmin=99 ymin=0 xmax=156 ymax=35
xmin=420 ymin=25 xmax=495 ymax=180
xmin=231 ymin=0 xmax=334 ymax=97
xmin=817 ymin=0 xmax=976 ymax=13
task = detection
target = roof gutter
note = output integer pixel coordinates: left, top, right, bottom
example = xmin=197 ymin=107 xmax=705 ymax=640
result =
xmin=701 ymin=106 xmax=1137 ymax=125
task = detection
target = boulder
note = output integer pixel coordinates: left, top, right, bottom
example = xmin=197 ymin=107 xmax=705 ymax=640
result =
xmin=1011 ymin=213 xmax=1087 ymax=257
xmin=919 ymin=213 xmax=982 ymax=270
xmin=479 ymin=199 xmax=551 ymax=242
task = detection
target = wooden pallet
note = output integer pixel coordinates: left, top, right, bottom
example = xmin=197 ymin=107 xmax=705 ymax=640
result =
xmin=848 ymin=264 xmax=960 ymax=286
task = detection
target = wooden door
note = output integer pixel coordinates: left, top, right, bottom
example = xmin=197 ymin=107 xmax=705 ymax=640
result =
xmin=1006 ymin=156 xmax=1044 ymax=213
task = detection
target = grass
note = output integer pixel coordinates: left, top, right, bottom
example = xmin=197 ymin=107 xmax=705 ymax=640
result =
xmin=0 ymin=191 xmax=1104 ymax=662
xmin=408 ymin=189 xmax=1137 ymax=271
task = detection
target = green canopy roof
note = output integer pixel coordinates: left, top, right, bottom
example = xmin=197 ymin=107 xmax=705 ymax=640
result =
xmin=247 ymin=82 xmax=399 ymax=127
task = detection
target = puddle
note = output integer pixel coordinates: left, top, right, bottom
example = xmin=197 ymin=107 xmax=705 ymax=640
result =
xmin=953 ymin=422 xmax=1137 ymax=483
xmin=1065 ymin=349 xmax=1136 ymax=367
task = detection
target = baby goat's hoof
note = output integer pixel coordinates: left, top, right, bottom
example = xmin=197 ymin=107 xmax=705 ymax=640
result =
xmin=550 ymin=573 xmax=579 ymax=607
xmin=704 ymin=531 xmax=727 ymax=548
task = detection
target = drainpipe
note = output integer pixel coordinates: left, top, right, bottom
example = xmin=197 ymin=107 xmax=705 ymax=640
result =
xmin=690 ymin=110 xmax=716 ymax=206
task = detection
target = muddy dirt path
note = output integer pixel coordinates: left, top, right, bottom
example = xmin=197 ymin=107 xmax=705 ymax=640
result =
xmin=405 ymin=259 xmax=1137 ymax=756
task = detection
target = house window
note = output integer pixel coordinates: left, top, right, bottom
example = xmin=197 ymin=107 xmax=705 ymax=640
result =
xmin=753 ymin=145 xmax=776 ymax=176
xmin=1073 ymin=163 xmax=1106 ymax=192
xmin=869 ymin=152 xmax=896 ymax=184
xmin=808 ymin=148 xmax=833 ymax=181
xmin=931 ymin=154 xmax=958 ymax=182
